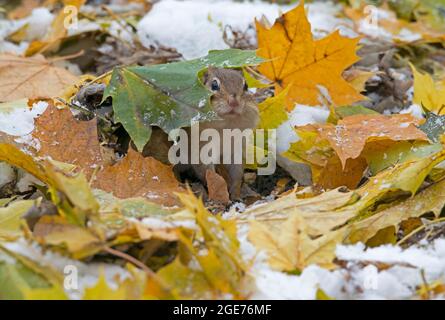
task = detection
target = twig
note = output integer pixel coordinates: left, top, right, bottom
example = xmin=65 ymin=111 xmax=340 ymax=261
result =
xmin=420 ymin=269 xmax=430 ymax=300
xmin=89 ymin=70 xmax=113 ymax=84
xmin=55 ymin=98 xmax=111 ymax=124
xmin=48 ymin=50 xmax=85 ymax=63
xmin=397 ymin=217 xmax=445 ymax=246
xmin=103 ymin=246 xmax=156 ymax=277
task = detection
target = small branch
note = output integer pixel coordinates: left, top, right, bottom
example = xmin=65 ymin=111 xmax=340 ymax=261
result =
xmin=49 ymin=50 xmax=85 ymax=63
xmin=103 ymin=246 xmax=156 ymax=277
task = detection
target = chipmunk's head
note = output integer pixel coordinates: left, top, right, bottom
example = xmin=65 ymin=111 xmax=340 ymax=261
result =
xmin=204 ymin=67 xmax=249 ymax=117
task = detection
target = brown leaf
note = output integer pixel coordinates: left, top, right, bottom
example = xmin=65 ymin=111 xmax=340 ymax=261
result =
xmin=93 ymin=149 xmax=184 ymax=208
xmin=205 ymin=170 xmax=230 ymax=204
xmin=317 ymin=156 xmax=368 ymax=190
xmin=33 ymin=104 xmax=103 ymax=178
xmin=0 ymin=54 xmax=78 ymax=102
xmin=31 ymin=104 xmax=183 ymax=208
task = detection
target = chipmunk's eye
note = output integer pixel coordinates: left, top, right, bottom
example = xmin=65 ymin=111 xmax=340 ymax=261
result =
xmin=211 ymin=79 xmax=220 ymax=91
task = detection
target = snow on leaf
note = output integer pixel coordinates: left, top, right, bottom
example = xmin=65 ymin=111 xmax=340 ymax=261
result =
xmin=284 ymin=113 xmax=430 ymax=189
xmin=314 ymin=114 xmax=428 ymax=168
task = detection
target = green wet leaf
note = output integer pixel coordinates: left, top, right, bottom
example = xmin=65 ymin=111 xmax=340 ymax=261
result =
xmin=418 ymin=112 xmax=445 ymax=143
xmin=335 ymin=105 xmax=378 ymax=119
xmin=365 ymin=141 xmax=443 ymax=175
xmin=327 ymin=105 xmax=378 ymax=124
xmin=104 ymin=49 xmax=263 ymax=151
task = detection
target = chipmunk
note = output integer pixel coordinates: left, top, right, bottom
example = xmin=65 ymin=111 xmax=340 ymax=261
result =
xmin=193 ymin=67 xmax=259 ymax=199
xmin=144 ymin=67 xmax=259 ymax=200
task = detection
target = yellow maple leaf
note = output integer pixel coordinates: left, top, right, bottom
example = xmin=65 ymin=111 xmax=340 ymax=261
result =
xmin=256 ymin=1 xmax=364 ymax=110
xmin=248 ymin=215 xmax=345 ymax=271
xmin=258 ymin=87 xmax=289 ymax=129
xmin=411 ymin=64 xmax=445 ymax=114
xmin=83 ymin=271 xmax=128 ymax=300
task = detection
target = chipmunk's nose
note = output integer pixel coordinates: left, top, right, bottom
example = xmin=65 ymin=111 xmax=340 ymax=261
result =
xmin=228 ymin=95 xmax=239 ymax=109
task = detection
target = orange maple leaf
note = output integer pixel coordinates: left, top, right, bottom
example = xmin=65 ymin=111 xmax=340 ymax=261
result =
xmin=315 ymin=114 xmax=428 ymax=168
xmin=256 ymin=1 xmax=364 ymax=110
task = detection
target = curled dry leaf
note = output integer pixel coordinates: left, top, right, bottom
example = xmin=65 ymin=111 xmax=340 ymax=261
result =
xmin=205 ymin=170 xmax=230 ymax=204
xmin=0 ymin=54 xmax=78 ymax=102
xmin=256 ymin=1 xmax=364 ymax=109
xmin=345 ymin=178 xmax=445 ymax=245
xmin=33 ymin=215 xmax=103 ymax=259
xmin=92 ymin=149 xmax=184 ymax=208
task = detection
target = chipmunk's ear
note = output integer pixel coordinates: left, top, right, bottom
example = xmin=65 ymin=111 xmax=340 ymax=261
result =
xmin=203 ymin=66 xmax=217 ymax=84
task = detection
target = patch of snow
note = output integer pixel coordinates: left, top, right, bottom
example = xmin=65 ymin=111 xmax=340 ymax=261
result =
xmin=276 ymin=105 xmax=329 ymax=154
xmin=138 ymin=0 xmax=350 ymax=59
xmin=0 ymin=100 xmax=48 ymax=137
xmin=0 ymin=8 xmax=53 ymax=54
xmin=401 ymin=104 xmax=424 ymax=119
xmin=395 ymin=28 xmax=422 ymax=42
xmin=14 ymin=134 xmax=42 ymax=152
xmin=139 ymin=217 xmax=197 ymax=230
xmin=21 ymin=8 xmax=54 ymax=41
